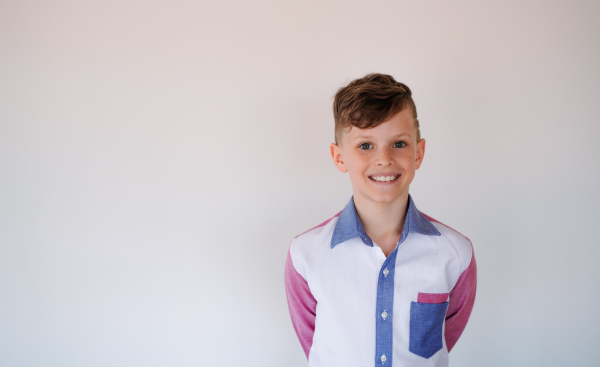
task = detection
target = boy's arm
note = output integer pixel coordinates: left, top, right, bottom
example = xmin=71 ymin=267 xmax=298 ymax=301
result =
xmin=445 ymin=245 xmax=477 ymax=352
xmin=284 ymin=247 xmax=317 ymax=359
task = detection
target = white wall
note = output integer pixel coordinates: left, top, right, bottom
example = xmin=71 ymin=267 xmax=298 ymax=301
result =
xmin=1 ymin=1 xmax=599 ymax=366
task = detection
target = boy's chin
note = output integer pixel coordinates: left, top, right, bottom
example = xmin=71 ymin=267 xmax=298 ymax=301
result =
xmin=371 ymin=196 xmax=402 ymax=204
xmin=359 ymin=191 xmax=406 ymax=205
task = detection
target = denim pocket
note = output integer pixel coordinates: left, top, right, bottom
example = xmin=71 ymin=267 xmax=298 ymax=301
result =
xmin=409 ymin=301 xmax=449 ymax=359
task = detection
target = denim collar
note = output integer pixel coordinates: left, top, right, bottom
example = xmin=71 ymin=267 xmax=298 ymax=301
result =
xmin=330 ymin=194 xmax=441 ymax=249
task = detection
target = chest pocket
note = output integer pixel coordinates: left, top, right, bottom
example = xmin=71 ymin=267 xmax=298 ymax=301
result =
xmin=409 ymin=300 xmax=449 ymax=359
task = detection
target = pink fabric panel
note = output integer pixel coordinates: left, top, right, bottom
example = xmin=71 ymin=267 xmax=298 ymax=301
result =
xmin=418 ymin=292 xmax=449 ymax=304
xmin=422 ymin=214 xmax=477 ymax=352
xmin=444 ymin=252 xmax=477 ymax=352
xmin=284 ymin=248 xmax=317 ymax=359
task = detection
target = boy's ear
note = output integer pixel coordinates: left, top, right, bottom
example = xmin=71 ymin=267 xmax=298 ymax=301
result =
xmin=330 ymin=143 xmax=348 ymax=173
xmin=415 ymin=138 xmax=426 ymax=170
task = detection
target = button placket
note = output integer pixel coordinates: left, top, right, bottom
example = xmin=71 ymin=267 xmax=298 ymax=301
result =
xmin=375 ymin=249 xmax=398 ymax=367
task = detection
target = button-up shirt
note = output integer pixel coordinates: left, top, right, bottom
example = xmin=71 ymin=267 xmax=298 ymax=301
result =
xmin=284 ymin=195 xmax=477 ymax=367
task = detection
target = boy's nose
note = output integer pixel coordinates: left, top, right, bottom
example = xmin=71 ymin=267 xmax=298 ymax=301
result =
xmin=375 ymin=148 xmax=394 ymax=165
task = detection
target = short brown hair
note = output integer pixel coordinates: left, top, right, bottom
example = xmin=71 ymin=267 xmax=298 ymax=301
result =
xmin=333 ymin=73 xmax=420 ymax=144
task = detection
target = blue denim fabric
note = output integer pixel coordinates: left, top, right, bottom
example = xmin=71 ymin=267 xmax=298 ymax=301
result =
xmin=330 ymin=195 xmax=441 ymax=365
xmin=330 ymin=196 xmax=373 ymax=248
xmin=374 ymin=246 xmax=398 ymax=365
xmin=409 ymin=301 xmax=449 ymax=359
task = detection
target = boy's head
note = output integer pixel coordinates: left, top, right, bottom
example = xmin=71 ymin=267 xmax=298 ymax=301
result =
xmin=330 ymin=73 xmax=426 ymax=205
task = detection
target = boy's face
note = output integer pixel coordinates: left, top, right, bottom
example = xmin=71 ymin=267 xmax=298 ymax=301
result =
xmin=330 ymin=108 xmax=425 ymax=206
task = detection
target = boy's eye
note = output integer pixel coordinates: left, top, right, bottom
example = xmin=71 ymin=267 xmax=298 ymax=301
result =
xmin=394 ymin=141 xmax=406 ymax=148
xmin=359 ymin=143 xmax=373 ymax=150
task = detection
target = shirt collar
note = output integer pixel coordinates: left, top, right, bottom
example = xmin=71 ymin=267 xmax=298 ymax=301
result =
xmin=330 ymin=194 xmax=441 ymax=249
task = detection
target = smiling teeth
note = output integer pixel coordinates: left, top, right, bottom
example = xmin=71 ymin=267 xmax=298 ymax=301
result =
xmin=372 ymin=175 xmax=397 ymax=182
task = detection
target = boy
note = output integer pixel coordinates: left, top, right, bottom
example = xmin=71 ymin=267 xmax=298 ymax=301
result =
xmin=284 ymin=73 xmax=477 ymax=366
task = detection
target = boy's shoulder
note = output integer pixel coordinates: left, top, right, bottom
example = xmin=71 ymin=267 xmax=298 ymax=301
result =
xmin=421 ymin=213 xmax=474 ymax=270
xmin=294 ymin=212 xmax=340 ymax=240
xmin=291 ymin=211 xmax=341 ymax=249
xmin=423 ymin=213 xmax=472 ymax=245
xmin=288 ymin=211 xmax=341 ymax=279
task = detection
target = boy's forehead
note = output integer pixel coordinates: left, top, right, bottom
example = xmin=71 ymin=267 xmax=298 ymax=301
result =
xmin=342 ymin=114 xmax=417 ymax=143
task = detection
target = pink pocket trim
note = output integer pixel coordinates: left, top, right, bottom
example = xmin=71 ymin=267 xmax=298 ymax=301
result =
xmin=417 ymin=292 xmax=449 ymax=304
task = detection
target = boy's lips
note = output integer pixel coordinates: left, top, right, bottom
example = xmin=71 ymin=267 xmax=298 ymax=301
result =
xmin=368 ymin=173 xmax=400 ymax=183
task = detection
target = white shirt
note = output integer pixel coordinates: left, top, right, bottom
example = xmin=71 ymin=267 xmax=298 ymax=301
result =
xmin=284 ymin=195 xmax=477 ymax=367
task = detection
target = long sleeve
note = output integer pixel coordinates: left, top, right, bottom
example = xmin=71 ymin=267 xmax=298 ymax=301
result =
xmin=444 ymin=244 xmax=477 ymax=352
xmin=284 ymin=247 xmax=317 ymax=359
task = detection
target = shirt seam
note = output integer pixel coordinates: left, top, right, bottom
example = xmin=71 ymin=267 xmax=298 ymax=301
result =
xmin=457 ymin=238 xmax=474 ymax=283
xmin=289 ymin=236 xmax=309 ymax=282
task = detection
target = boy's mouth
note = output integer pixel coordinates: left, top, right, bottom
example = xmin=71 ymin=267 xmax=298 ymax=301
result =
xmin=368 ymin=174 xmax=400 ymax=182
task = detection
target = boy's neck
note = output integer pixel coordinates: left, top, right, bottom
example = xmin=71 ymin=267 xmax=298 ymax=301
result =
xmin=353 ymin=192 xmax=409 ymax=257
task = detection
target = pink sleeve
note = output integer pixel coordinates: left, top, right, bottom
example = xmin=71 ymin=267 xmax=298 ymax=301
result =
xmin=445 ymin=244 xmax=477 ymax=352
xmin=284 ymin=247 xmax=317 ymax=359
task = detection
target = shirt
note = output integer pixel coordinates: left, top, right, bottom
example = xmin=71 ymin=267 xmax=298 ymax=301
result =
xmin=284 ymin=195 xmax=477 ymax=367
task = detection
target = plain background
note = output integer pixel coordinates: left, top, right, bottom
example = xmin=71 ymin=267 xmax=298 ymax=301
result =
xmin=1 ymin=1 xmax=599 ymax=366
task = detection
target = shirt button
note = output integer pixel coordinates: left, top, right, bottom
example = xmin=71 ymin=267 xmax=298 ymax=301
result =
xmin=383 ymin=268 xmax=389 ymax=276
xmin=380 ymin=354 xmax=387 ymax=362
xmin=381 ymin=311 xmax=388 ymax=319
